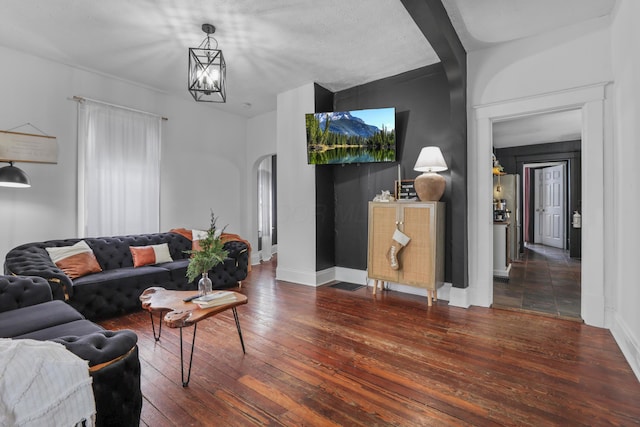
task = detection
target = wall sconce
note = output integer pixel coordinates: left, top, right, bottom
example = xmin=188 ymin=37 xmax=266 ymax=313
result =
xmin=188 ymin=23 xmax=226 ymax=103
xmin=0 ymin=161 xmax=31 ymax=188
xmin=413 ymin=146 xmax=448 ymax=201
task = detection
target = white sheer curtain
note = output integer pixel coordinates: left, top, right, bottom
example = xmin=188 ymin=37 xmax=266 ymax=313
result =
xmin=77 ymin=100 xmax=161 ymax=237
xmin=258 ymin=157 xmax=273 ymax=261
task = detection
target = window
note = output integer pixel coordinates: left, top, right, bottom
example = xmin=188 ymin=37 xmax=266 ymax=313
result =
xmin=77 ymin=100 xmax=161 ymax=237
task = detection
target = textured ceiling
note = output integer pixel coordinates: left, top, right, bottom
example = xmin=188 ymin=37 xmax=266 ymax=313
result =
xmin=0 ymin=0 xmax=617 ymax=132
xmin=0 ymin=0 xmax=438 ymax=117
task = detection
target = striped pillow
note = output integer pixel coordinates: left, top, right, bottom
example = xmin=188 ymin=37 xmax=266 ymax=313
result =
xmin=130 ymin=243 xmax=173 ymax=267
xmin=46 ymin=240 xmax=103 ymax=279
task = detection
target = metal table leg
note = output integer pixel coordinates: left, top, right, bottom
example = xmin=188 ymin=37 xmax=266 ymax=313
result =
xmin=232 ymin=307 xmax=246 ymax=354
xmin=149 ymin=311 xmax=163 ymax=342
xmin=179 ymin=323 xmax=198 ymax=387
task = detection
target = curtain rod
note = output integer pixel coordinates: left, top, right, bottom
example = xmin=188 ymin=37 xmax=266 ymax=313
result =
xmin=71 ymin=96 xmax=168 ymax=121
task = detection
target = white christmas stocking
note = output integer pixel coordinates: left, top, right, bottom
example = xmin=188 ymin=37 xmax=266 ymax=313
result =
xmin=387 ymin=228 xmax=411 ymax=270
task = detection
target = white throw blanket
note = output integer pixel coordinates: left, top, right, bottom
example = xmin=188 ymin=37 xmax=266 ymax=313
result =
xmin=0 ymin=338 xmax=96 ymax=427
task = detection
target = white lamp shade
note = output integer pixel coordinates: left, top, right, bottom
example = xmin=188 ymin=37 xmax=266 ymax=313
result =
xmin=413 ymin=146 xmax=448 ymax=172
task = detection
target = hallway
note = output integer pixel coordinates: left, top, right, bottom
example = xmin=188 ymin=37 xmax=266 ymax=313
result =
xmin=493 ymin=243 xmax=581 ymax=320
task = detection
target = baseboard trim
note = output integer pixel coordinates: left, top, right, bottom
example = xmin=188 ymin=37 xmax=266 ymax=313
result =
xmin=278 ymin=267 xmax=468 ymax=308
xmin=449 ymin=286 xmax=471 ymax=308
xmin=611 ymin=313 xmax=640 ymax=382
xmin=275 ymin=267 xmax=319 ymax=287
xmin=315 ymin=267 xmax=335 ymax=286
xmin=334 ymin=267 xmax=368 ymax=285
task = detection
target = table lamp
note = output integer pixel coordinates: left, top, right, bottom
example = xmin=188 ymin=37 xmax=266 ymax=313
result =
xmin=413 ymin=146 xmax=447 ymax=201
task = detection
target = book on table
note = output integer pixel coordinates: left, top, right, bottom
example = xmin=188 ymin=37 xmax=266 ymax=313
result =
xmin=193 ymin=291 xmax=237 ymax=308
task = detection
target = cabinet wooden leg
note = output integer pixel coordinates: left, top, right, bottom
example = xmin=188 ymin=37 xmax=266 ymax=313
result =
xmin=434 ymin=288 xmax=438 ymax=302
xmin=427 ymin=290 xmax=433 ymax=307
xmin=372 ymin=280 xmax=385 ymax=295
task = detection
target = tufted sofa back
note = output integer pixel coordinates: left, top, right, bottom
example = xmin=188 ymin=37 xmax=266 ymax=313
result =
xmin=86 ymin=233 xmax=192 ymax=270
xmin=6 ymin=232 xmax=192 ymax=271
xmin=0 ymin=275 xmax=53 ymax=313
xmin=4 ymin=232 xmax=193 ymax=299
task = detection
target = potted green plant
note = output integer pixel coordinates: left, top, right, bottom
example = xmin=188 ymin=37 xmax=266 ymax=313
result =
xmin=185 ymin=211 xmax=229 ymax=295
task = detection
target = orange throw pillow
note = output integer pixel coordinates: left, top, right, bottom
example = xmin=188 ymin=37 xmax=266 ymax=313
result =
xmin=46 ymin=241 xmax=102 ymax=279
xmin=130 ymin=243 xmax=174 ymax=267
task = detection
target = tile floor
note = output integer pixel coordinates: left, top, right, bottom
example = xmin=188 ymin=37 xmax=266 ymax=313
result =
xmin=493 ymin=243 xmax=582 ymax=320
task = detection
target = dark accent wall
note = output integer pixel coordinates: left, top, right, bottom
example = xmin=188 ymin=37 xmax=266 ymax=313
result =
xmin=401 ymin=0 xmax=468 ymax=287
xmin=313 ymin=0 xmax=467 ymax=287
xmin=331 ymin=65 xmax=456 ymax=282
xmin=495 ymin=140 xmax=581 ymax=258
xmin=315 ymin=84 xmax=337 ymax=271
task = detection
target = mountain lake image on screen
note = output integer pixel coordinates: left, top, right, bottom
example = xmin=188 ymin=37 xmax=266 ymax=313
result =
xmin=305 ymin=107 xmax=396 ymax=165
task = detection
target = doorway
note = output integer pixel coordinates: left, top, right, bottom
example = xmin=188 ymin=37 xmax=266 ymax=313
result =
xmin=257 ymin=155 xmax=277 ymax=262
xmin=531 ymin=162 xmax=566 ymax=249
xmin=469 ymin=84 xmax=606 ymax=327
xmin=492 ymin=156 xmax=580 ymax=319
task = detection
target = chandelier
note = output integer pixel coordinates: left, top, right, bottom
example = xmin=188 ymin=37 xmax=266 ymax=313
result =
xmin=188 ymin=23 xmax=226 ymax=103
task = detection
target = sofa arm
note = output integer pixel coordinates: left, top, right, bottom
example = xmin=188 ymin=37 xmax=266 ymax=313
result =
xmin=0 ymin=275 xmax=53 ymax=313
xmin=223 ymin=240 xmax=248 ymax=259
xmin=53 ymin=330 xmax=142 ymax=427
xmin=4 ymin=246 xmax=73 ymax=301
xmin=52 ymin=329 xmax=138 ymax=368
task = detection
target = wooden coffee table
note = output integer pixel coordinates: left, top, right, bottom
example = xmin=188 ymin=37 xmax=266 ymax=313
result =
xmin=140 ymin=287 xmax=248 ymax=386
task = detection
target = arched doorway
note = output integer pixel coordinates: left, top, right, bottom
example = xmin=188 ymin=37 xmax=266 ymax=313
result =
xmin=257 ymin=155 xmax=277 ymax=262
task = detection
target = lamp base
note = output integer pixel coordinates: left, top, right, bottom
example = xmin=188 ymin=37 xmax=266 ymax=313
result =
xmin=414 ymin=172 xmax=445 ymax=201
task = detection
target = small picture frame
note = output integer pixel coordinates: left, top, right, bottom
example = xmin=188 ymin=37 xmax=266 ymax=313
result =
xmin=395 ymin=180 xmax=417 ymax=200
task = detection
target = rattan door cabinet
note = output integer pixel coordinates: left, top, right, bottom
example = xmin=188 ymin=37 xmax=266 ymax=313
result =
xmin=367 ymin=201 xmax=445 ymax=306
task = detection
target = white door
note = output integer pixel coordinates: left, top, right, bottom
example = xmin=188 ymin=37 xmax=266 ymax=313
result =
xmin=534 ymin=169 xmax=543 ymax=243
xmin=541 ymin=164 xmax=565 ymax=248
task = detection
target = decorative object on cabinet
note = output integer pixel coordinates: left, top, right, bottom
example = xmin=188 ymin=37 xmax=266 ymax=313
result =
xmin=367 ymin=201 xmax=445 ymax=306
xmin=373 ymin=189 xmax=394 ymax=202
xmin=188 ymin=23 xmax=226 ymax=103
xmin=413 ymin=146 xmax=448 ymax=201
xmin=395 ymin=179 xmax=417 ymax=200
xmin=388 ymin=228 xmax=411 ymax=270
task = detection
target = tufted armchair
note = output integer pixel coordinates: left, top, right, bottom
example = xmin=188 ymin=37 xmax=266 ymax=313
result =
xmin=5 ymin=232 xmax=249 ymax=320
xmin=0 ymin=275 xmax=142 ymax=426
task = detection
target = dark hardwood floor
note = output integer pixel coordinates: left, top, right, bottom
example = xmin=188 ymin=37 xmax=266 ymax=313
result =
xmin=101 ymin=257 xmax=640 ymax=426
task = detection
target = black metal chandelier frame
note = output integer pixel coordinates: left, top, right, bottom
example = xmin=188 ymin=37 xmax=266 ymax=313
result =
xmin=188 ymin=23 xmax=226 ymax=103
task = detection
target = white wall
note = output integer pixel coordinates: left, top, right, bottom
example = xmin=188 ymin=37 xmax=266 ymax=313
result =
xmin=467 ymin=16 xmax=614 ymax=313
xmin=610 ymin=0 xmax=640 ymax=380
xmin=245 ymin=110 xmax=277 ymax=264
xmin=469 ymin=16 xmax=612 ymax=106
xmin=275 ymin=83 xmax=318 ymax=285
xmin=468 ymin=9 xmax=640 ymax=380
xmin=0 ymin=45 xmax=248 ymax=262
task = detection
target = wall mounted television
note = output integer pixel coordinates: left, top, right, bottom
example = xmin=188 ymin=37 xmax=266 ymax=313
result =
xmin=306 ymin=107 xmax=396 ymax=165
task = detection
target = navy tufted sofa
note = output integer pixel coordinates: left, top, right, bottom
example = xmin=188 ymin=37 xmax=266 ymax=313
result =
xmin=0 ymin=275 xmax=142 ymax=426
xmin=4 ymin=232 xmax=249 ymax=320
